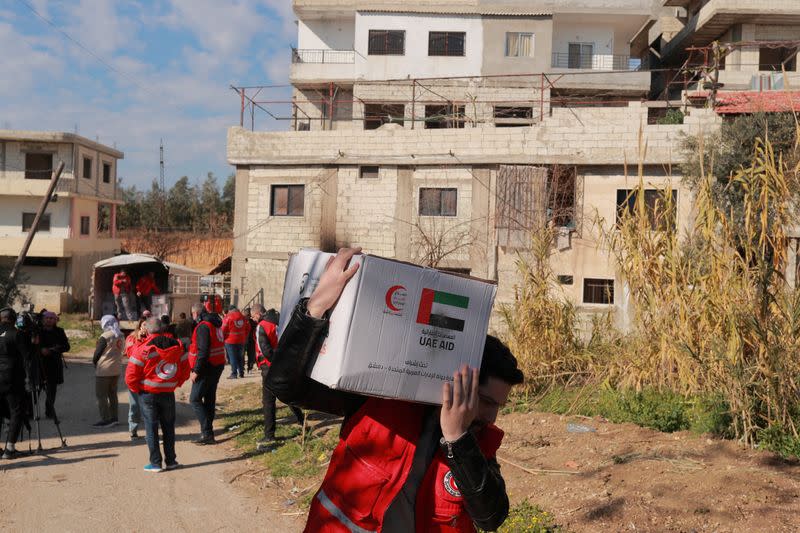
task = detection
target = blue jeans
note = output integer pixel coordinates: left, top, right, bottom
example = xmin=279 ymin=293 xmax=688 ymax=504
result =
xmin=140 ymin=391 xmax=177 ymax=467
xmin=128 ymin=390 xmax=141 ymax=434
xmin=225 ymin=343 xmax=245 ymax=377
xmin=190 ymin=364 xmax=224 ymax=438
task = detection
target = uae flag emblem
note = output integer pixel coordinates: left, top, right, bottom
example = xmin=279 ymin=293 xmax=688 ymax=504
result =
xmin=416 ymin=288 xmax=469 ymax=332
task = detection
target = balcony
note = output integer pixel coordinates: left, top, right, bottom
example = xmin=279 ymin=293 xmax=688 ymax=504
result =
xmin=290 ymin=48 xmax=356 ymax=84
xmin=0 ymin=236 xmax=121 ymax=258
xmin=551 ymin=53 xmax=643 ymax=71
xmin=549 ymin=53 xmax=650 ymax=94
xmin=0 ymin=177 xmax=123 ymax=203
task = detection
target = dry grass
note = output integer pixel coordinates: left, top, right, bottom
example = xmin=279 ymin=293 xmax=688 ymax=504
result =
xmin=504 ymin=130 xmax=800 ymax=447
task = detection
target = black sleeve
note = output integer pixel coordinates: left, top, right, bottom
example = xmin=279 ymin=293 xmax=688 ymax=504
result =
xmin=193 ymin=324 xmax=210 ymax=374
xmin=92 ymin=337 xmax=107 ymax=366
xmin=442 ymin=433 xmax=510 ymax=531
xmin=265 ymin=299 xmax=366 ymax=417
xmin=58 ymin=328 xmax=70 ymax=354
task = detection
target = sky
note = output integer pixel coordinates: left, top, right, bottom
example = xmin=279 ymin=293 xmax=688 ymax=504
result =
xmin=1 ymin=0 xmax=295 ymax=189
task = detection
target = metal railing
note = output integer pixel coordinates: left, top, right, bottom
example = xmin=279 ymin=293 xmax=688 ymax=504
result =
xmin=292 ymin=48 xmax=355 ymax=64
xmin=551 ymin=53 xmax=643 ymax=71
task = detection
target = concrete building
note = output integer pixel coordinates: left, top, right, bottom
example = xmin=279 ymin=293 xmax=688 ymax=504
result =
xmin=638 ymin=0 xmax=800 ymax=97
xmin=0 ymin=131 xmax=124 ymax=312
xmin=228 ymin=0 xmax=729 ymax=323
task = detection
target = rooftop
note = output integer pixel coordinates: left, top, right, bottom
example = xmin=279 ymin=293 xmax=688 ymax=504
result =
xmin=0 ymin=130 xmax=124 ymax=159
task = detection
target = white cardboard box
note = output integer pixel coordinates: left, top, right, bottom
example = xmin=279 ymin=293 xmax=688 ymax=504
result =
xmin=278 ymin=249 xmax=497 ymax=404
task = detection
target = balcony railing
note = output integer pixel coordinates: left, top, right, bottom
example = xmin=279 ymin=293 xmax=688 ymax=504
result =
xmin=292 ymin=48 xmax=355 ymax=64
xmin=551 ymin=53 xmax=643 ymax=71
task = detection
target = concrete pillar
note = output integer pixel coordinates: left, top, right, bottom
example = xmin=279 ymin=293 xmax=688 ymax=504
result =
xmin=319 ymin=167 xmax=338 ymax=252
xmin=740 ymin=24 xmax=759 ymax=72
xmin=470 ymin=167 xmax=491 ymax=278
xmin=394 ymin=166 xmax=413 ymax=260
xmin=231 ymin=166 xmax=251 ymax=303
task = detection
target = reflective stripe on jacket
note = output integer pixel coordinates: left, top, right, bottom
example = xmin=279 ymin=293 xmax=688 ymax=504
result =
xmin=255 ymin=319 xmax=278 ymax=369
xmin=125 ymin=334 xmax=190 ymax=394
xmin=304 ymin=398 xmax=504 ymax=533
xmin=188 ymin=320 xmax=226 ymax=368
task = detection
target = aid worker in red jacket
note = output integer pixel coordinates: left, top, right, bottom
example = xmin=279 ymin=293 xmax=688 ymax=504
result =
xmin=266 ymin=248 xmax=524 ymax=532
xmin=135 ymin=271 xmax=160 ymax=315
xmin=188 ymin=300 xmax=226 ymax=445
xmin=221 ymin=306 xmax=250 ymax=379
xmin=125 ymin=317 xmax=190 ymax=473
xmin=112 ymin=269 xmax=134 ymax=320
xmin=251 ymin=304 xmax=304 ymax=452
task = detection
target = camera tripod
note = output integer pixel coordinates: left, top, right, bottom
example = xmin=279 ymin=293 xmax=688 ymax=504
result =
xmin=0 ymin=383 xmax=67 ymax=455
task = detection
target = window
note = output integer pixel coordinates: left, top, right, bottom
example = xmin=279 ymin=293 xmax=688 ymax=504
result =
xmin=102 ymin=162 xmax=111 ymax=183
xmin=419 ymin=188 xmax=457 ymax=216
xmin=360 ymin=166 xmax=379 ymax=179
xmin=22 ymin=212 xmax=51 ymax=232
xmin=583 ymin=278 xmax=614 ymax=304
xmin=616 ymin=189 xmax=678 ymax=231
xmin=506 ymin=32 xmax=534 ymax=57
xmin=428 ymin=32 xmax=465 ymax=56
xmin=83 ymin=157 xmax=92 ymax=179
xmin=271 ymin=185 xmax=305 ymax=216
xmin=494 ymin=106 xmax=534 ymax=127
xmin=24 ymin=153 xmax=52 ymax=180
xmin=759 ymin=47 xmax=797 ymax=71
xmin=368 ymin=30 xmax=405 ymax=55
xmin=80 ymin=216 xmax=91 ymax=236
xmin=22 ymin=257 xmax=58 ymax=267
xmin=424 ymin=104 xmax=466 ymax=129
xmin=557 ymin=275 xmax=574 ymax=285
xmin=568 ymin=43 xmax=594 ymax=69
xmin=364 ymin=103 xmax=405 ymax=130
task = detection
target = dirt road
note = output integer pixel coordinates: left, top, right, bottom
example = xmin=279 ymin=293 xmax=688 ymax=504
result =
xmin=0 ymin=352 xmax=295 ymax=533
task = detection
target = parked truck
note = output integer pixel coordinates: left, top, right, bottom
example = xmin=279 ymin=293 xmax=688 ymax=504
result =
xmin=90 ymin=253 xmax=203 ymax=329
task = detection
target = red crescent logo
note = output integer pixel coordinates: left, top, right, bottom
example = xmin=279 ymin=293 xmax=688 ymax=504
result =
xmin=385 ymin=285 xmax=405 ymax=312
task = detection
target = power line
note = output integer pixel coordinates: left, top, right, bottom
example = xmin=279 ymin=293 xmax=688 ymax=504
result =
xmin=15 ymin=0 xmax=154 ymax=96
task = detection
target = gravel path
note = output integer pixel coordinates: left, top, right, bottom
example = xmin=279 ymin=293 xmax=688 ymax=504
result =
xmin=0 ymin=352 xmax=295 ymax=532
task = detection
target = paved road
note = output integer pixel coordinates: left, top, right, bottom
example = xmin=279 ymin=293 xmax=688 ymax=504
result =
xmin=0 ymin=352 xmax=294 ymax=532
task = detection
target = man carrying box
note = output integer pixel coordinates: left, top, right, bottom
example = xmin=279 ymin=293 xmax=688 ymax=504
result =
xmin=267 ymin=248 xmax=524 ymax=532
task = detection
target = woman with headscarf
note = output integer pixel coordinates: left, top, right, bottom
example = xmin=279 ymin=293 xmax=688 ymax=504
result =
xmin=125 ymin=318 xmax=147 ymax=439
xmin=38 ymin=310 xmax=70 ymax=419
xmin=92 ymin=315 xmax=125 ymax=427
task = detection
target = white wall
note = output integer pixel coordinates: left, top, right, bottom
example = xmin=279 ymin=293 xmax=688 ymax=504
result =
xmin=0 ymin=197 xmax=71 ymax=238
xmin=552 ymin=22 xmax=615 ymax=56
xmin=354 ymin=12 xmax=483 ymax=80
xmin=298 ymin=18 xmax=355 ymax=50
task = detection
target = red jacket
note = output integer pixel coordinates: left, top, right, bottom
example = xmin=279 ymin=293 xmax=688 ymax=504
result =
xmin=221 ymin=310 xmax=251 ymax=345
xmin=135 ymin=276 xmax=160 ymax=296
xmin=305 ymin=398 xmax=503 ymax=533
xmin=188 ymin=319 xmax=226 ymax=368
xmin=125 ymin=334 xmax=189 ymax=394
xmin=112 ymin=273 xmax=131 ymax=295
xmin=255 ymin=319 xmax=278 ymax=369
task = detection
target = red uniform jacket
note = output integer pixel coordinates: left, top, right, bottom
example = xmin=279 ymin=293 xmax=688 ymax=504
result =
xmin=135 ymin=276 xmax=160 ymax=296
xmin=305 ymin=398 xmax=503 ymax=533
xmin=255 ymin=319 xmax=278 ymax=369
xmin=112 ymin=273 xmax=132 ymax=295
xmin=188 ymin=320 xmax=226 ymax=369
xmin=125 ymin=335 xmax=190 ymax=394
xmin=221 ymin=310 xmax=251 ymax=345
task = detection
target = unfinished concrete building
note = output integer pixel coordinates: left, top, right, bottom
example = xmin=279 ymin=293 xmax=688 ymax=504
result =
xmin=229 ymin=0 xmax=730 ymax=322
xmin=0 ymin=131 xmax=124 ymax=312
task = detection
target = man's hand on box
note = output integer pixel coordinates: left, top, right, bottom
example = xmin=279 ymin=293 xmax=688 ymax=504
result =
xmin=440 ymin=365 xmax=479 ymax=442
xmin=307 ymin=247 xmax=362 ymax=318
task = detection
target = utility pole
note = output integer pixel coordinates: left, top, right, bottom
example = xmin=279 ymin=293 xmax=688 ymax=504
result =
xmin=9 ymin=161 xmax=65 ymax=281
xmin=159 ymin=138 xmax=165 ymax=191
